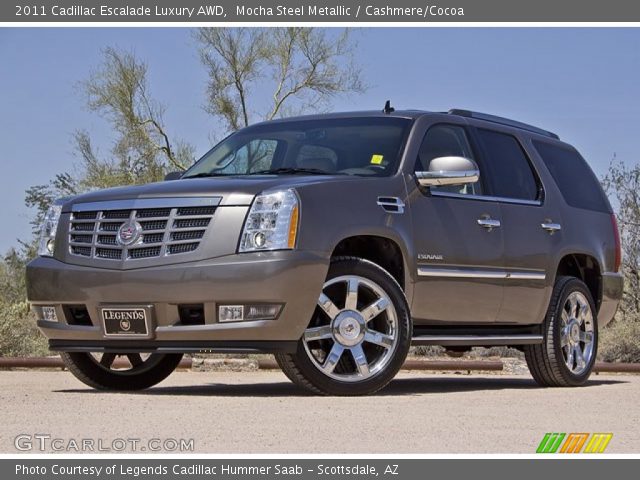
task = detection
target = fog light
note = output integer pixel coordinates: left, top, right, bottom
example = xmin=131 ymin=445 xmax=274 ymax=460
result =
xmin=218 ymin=304 xmax=282 ymax=323
xmin=246 ymin=304 xmax=282 ymax=320
xmin=42 ymin=306 xmax=58 ymax=322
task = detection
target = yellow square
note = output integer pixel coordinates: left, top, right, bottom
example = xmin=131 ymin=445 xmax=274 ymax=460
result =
xmin=371 ymin=154 xmax=384 ymax=165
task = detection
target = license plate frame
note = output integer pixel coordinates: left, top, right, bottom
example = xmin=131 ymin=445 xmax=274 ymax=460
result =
xmin=101 ymin=305 xmax=153 ymax=338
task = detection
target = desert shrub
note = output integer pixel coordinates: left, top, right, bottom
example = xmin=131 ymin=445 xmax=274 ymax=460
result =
xmin=0 ymin=301 xmax=48 ymax=357
xmin=599 ymin=318 xmax=640 ymax=363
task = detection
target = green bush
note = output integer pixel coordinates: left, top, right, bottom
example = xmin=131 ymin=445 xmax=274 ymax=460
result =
xmin=599 ymin=317 xmax=640 ymax=363
xmin=0 ymin=301 xmax=48 ymax=357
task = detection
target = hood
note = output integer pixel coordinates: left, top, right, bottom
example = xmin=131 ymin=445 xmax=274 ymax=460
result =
xmin=61 ymin=174 xmax=358 ymax=211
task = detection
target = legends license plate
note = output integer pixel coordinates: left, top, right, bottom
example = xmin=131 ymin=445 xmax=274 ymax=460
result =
xmin=102 ymin=307 xmax=149 ymax=336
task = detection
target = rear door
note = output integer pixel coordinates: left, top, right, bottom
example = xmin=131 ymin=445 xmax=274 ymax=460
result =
xmin=473 ymin=128 xmax=562 ymax=324
xmin=410 ymin=123 xmax=505 ymax=324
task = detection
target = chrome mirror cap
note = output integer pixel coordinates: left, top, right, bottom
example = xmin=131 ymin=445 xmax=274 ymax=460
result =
xmin=415 ymin=156 xmax=480 ymax=187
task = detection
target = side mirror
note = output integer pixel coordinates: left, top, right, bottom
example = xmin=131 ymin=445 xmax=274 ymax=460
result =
xmin=164 ymin=171 xmax=183 ymax=181
xmin=415 ymin=156 xmax=480 ymax=187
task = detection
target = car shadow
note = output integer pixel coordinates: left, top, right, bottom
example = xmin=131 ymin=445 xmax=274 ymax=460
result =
xmin=56 ymin=375 xmax=628 ymax=398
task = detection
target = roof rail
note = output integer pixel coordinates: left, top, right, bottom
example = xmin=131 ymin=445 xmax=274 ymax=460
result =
xmin=448 ymin=109 xmax=559 ymax=140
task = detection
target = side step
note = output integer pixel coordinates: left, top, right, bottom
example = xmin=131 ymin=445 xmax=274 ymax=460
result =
xmin=411 ymin=335 xmax=543 ymax=347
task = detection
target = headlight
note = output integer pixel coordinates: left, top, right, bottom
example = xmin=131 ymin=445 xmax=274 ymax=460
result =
xmin=37 ymin=203 xmax=63 ymax=257
xmin=239 ymin=189 xmax=299 ymax=252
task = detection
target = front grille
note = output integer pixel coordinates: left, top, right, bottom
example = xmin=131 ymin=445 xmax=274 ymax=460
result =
xmin=69 ymin=204 xmax=216 ymax=261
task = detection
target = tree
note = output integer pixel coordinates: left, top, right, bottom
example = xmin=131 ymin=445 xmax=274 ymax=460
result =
xmin=195 ymin=28 xmax=365 ymax=133
xmin=600 ymin=158 xmax=640 ymax=362
xmin=0 ymin=246 xmax=48 ymax=357
xmin=7 ymin=32 xmax=367 ymax=356
xmin=602 ymin=159 xmax=640 ymax=321
xmin=25 ymin=47 xmax=195 ymax=224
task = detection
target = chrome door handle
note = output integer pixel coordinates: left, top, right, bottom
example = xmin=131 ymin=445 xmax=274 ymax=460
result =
xmin=477 ymin=218 xmax=501 ymax=230
xmin=541 ymin=222 xmax=562 ymax=234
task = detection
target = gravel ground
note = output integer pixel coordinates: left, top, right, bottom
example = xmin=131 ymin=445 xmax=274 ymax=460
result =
xmin=1 ymin=370 xmax=638 ymax=454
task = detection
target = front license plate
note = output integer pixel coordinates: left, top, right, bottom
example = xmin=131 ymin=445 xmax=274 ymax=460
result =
xmin=102 ymin=307 xmax=149 ymax=336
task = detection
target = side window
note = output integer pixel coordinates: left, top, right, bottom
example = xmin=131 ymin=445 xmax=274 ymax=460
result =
xmin=533 ymin=140 xmax=611 ymax=213
xmin=477 ymin=129 xmax=540 ymax=201
xmin=416 ymin=124 xmax=481 ymax=195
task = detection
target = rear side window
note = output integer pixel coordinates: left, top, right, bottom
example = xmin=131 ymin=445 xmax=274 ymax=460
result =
xmin=477 ymin=129 xmax=540 ymax=201
xmin=533 ymin=141 xmax=611 ymax=213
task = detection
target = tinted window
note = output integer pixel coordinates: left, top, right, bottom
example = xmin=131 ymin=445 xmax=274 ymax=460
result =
xmin=477 ymin=129 xmax=539 ymax=201
xmin=416 ymin=124 xmax=481 ymax=195
xmin=533 ymin=140 xmax=611 ymax=212
xmin=184 ymin=117 xmax=410 ymax=178
xmin=295 ymin=144 xmax=338 ymax=171
xmin=215 ymin=139 xmax=278 ymax=174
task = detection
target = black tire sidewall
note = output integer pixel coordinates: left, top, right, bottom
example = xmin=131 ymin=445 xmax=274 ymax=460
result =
xmin=290 ymin=257 xmax=411 ymax=396
xmin=61 ymin=352 xmax=183 ymax=390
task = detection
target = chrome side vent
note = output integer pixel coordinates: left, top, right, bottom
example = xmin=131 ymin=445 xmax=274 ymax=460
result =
xmin=377 ymin=196 xmax=405 ymax=214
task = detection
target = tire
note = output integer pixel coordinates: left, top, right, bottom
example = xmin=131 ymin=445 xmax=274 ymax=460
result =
xmin=60 ymin=352 xmax=183 ymax=391
xmin=524 ymin=276 xmax=598 ymax=387
xmin=275 ymin=256 xmax=412 ymax=396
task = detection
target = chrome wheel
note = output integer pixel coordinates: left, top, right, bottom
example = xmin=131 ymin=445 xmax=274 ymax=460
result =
xmin=560 ymin=292 xmax=595 ymax=375
xmin=303 ymin=275 xmax=399 ymax=382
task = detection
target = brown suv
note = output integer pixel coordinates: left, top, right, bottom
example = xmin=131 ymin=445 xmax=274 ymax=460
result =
xmin=26 ymin=108 xmax=623 ymax=395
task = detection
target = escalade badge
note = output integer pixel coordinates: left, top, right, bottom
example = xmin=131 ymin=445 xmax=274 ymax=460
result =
xmin=117 ymin=221 xmax=143 ymax=246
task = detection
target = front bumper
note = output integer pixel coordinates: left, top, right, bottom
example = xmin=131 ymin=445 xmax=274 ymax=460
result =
xmin=598 ymin=272 xmax=624 ymax=327
xmin=26 ymin=251 xmax=329 ymax=352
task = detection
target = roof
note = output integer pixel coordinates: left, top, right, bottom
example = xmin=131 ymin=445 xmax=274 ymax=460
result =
xmin=252 ymin=109 xmax=428 ymax=125
xmin=250 ymin=108 xmax=559 ymax=139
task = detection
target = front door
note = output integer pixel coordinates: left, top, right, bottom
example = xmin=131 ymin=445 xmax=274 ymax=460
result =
xmin=410 ymin=124 xmax=505 ymax=324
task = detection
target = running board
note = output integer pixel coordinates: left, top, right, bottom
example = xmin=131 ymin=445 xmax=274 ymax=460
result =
xmin=411 ymin=334 xmax=543 ymax=346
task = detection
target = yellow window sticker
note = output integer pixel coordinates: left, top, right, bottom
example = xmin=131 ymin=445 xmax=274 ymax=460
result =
xmin=371 ymin=154 xmax=384 ymax=165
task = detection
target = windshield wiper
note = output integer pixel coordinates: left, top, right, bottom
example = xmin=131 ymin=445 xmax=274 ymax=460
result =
xmin=248 ymin=167 xmax=339 ymax=175
xmin=181 ymin=172 xmax=233 ymax=179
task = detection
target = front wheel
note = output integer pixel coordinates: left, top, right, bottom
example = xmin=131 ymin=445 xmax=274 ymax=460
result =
xmin=276 ymin=257 xmax=412 ymax=395
xmin=60 ymin=351 xmax=183 ymax=390
xmin=525 ymin=276 xmax=598 ymax=387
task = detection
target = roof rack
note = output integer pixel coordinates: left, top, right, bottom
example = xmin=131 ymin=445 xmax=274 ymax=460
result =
xmin=448 ymin=109 xmax=559 ymax=140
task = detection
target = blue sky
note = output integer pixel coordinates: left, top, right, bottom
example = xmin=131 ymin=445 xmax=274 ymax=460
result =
xmin=0 ymin=28 xmax=638 ymax=252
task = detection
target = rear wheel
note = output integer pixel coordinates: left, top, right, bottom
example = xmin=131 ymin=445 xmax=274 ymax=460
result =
xmin=525 ymin=276 xmax=597 ymax=387
xmin=60 ymin=351 xmax=183 ymax=390
xmin=276 ymin=257 xmax=411 ymax=395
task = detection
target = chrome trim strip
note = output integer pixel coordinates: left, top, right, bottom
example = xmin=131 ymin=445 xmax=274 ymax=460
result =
xmin=417 ymin=266 xmax=546 ymax=280
xmin=417 ymin=267 xmax=506 ymax=279
xmin=416 ymin=168 xmax=479 ymax=187
xmin=431 ymin=191 xmax=542 ymax=206
xmin=411 ymin=334 xmax=543 ymax=346
xmin=505 ymin=271 xmax=546 ymax=280
xmin=70 ymin=197 xmax=221 ymax=212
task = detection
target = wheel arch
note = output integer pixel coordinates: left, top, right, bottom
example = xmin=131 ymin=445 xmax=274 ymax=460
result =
xmin=330 ymin=234 xmax=412 ymax=303
xmin=554 ymin=253 xmax=603 ymax=313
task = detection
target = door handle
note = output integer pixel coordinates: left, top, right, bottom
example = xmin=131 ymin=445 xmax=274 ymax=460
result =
xmin=477 ymin=218 xmax=501 ymax=231
xmin=541 ymin=222 xmax=562 ymax=234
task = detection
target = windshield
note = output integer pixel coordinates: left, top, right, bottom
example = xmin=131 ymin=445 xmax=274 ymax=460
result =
xmin=183 ymin=117 xmax=411 ymax=178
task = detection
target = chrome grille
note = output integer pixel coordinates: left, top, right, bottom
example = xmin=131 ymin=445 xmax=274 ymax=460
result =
xmin=68 ymin=205 xmax=215 ymax=261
